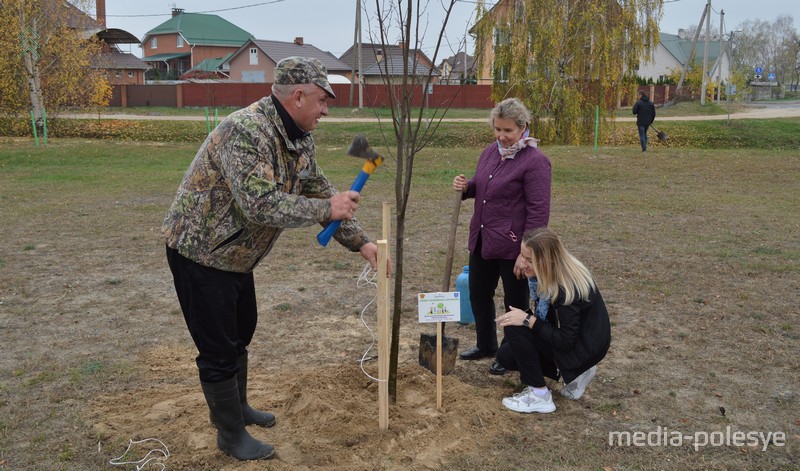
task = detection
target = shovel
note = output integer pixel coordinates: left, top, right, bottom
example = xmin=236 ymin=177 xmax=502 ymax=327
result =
xmin=651 ymin=125 xmax=668 ymax=142
xmin=418 ymin=191 xmax=461 ymax=375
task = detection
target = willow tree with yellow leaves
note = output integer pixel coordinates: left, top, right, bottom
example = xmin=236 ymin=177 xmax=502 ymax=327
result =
xmin=0 ymin=0 xmax=110 ymax=121
xmin=473 ymin=0 xmax=662 ymax=144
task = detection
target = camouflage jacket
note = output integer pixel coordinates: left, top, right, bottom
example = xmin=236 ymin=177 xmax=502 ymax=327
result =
xmin=162 ymin=96 xmax=369 ymax=273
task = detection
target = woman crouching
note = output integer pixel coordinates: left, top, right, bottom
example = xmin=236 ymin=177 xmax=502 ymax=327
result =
xmin=495 ymin=228 xmax=611 ymax=413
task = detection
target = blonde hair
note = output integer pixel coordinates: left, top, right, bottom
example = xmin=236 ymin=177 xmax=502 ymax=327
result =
xmin=523 ymin=228 xmax=595 ymax=305
xmin=490 ymin=97 xmax=530 ymax=129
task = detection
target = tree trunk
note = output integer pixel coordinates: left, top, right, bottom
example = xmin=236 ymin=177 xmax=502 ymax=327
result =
xmin=20 ymin=15 xmax=44 ymax=125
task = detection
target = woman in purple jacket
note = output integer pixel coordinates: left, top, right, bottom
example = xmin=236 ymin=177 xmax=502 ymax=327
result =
xmin=453 ymin=98 xmax=552 ymax=372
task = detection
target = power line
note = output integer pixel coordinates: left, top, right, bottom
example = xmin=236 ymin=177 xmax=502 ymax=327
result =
xmin=106 ymin=0 xmax=287 ymax=18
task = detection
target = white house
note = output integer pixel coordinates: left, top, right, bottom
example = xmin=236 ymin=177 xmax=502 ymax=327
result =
xmin=638 ymin=31 xmax=731 ymax=83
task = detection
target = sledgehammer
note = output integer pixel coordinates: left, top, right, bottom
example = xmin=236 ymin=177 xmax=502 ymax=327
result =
xmin=317 ymin=134 xmax=384 ymax=246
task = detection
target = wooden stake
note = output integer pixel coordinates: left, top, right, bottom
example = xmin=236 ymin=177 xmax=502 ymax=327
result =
xmin=377 ymin=202 xmax=391 ymax=430
xmin=436 ymin=321 xmax=443 ymax=410
xmin=436 ymin=192 xmax=460 ymax=411
xmin=382 ymin=201 xmax=391 ymax=241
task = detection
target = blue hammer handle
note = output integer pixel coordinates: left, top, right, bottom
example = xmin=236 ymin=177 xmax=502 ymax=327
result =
xmin=316 ymin=170 xmax=371 ymax=246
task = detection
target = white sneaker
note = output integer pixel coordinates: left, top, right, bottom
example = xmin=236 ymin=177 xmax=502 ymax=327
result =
xmin=502 ymin=387 xmax=556 ymax=414
xmin=560 ymin=365 xmax=596 ymax=400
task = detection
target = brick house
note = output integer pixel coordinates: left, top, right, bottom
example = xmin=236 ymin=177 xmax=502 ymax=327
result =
xmin=339 ymin=43 xmax=439 ymax=84
xmin=472 ymin=1 xmax=729 ymax=87
xmin=438 ymin=52 xmax=477 ymax=84
xmin=141 ymin=8 xmax=252 ymax=80
xmin=98 ymin=46 xmax=149 ymax=85
xmin=63 ymin=0 xmax=148 ymax=85
xmin=223 ymin=37 xmax=351 ymax=83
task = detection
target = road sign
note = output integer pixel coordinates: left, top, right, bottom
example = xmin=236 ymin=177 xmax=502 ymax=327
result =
xmin=768 ymin=73 xmax=776 ymax=81
xmin=755 ymin=66 xmax=763 ymax=75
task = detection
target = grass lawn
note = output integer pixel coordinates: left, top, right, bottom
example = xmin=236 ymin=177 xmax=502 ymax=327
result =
xmin=98 ymin=105 xmax=493 ymax=120
xmin=0 ymin=138 xmax=797 ymax=469
xmin=93 ymin=94 xmax=795 ymax=120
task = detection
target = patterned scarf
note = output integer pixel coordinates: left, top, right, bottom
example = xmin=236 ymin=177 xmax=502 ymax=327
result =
xmin=497 ymin=128 xmax=538 ymax=160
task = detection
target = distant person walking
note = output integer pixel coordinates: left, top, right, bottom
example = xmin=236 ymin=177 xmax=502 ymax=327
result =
xmin=632 ymin=91 xmax=656 ymax=152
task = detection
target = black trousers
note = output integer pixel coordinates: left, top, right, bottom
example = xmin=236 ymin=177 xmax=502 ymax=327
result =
xmin=468 ymin=235 xmax=529 ymax=352
xmin=166 ymin=246 xmax=257 ymax=383
xmin=496 ymin=325 xmax=559 ymax=388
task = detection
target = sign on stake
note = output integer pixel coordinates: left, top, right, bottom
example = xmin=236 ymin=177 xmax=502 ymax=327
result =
xmin=417 ymin=291 xmax=461 ymax=409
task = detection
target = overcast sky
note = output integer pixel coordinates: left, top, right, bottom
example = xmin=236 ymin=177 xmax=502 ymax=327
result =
xmin=100 ymin=0 xmax=798 ymax=60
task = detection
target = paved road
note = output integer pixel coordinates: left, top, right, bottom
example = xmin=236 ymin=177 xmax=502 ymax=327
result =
xmin=63 ymin=100 xmax=800 ymax=122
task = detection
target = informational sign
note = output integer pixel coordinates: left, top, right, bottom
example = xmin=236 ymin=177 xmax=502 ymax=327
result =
xmin=768 ymin=73 xmax=776 ymax=81
xmin=418 ymin=292 xmax=460 ymax=323
xmin=726 ymin=84 xmax=737 ymax=95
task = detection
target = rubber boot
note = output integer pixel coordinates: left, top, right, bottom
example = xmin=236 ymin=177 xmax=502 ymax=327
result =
xmin=201 ymin=378 xmax=275 ymax=461
xmin=237 ymin=354 xmax=277 ymax=427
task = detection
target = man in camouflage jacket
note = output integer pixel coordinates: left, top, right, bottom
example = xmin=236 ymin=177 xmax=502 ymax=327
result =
xmin=163 ymin=57 xmax=383 ymax=461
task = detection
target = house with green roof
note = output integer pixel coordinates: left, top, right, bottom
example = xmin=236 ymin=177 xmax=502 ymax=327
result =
xmin=141 ymin=8 xmax=252 ymax=80
xmin=637 ymin=31 xmax=731 ymax=84
xmin=180 ymin=53 xmax=235 ymax=80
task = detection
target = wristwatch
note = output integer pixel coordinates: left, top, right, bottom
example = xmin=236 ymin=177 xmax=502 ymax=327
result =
xmin=523 ymin=313 xmax=532 ymax=327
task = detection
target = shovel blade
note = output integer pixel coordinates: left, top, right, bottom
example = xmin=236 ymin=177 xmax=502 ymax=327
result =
xmin=418 ymin=333 xmax=459 ymax=375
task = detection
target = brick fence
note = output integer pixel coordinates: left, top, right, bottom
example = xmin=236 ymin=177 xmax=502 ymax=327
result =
xmin=110 ymin=83 xmax=676 ymax=109
xmin=620 ymin=85 xmax=678 ymax=107
xmin=110 ymin=83 xmax=496 ymax=109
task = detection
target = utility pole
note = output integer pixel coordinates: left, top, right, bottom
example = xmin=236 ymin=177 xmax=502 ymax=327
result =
xmin=349 ymin=0 xmax=357 ymax=107
xmin=676 ymin=3 xmax=708 ymax=92
xmin=716 ymin=9 xmax=724 ymax=103
xmin=348 ymin=0 xmax=363 ymax=109
xmin=357 ymin=1 xmax=362 ymax=109
xmin=700 ymin=0 xmax=711 ymax=105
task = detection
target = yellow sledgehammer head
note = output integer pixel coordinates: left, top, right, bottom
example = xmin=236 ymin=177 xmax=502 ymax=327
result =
xmin=347 ymin=134 xmax=383 ymax=174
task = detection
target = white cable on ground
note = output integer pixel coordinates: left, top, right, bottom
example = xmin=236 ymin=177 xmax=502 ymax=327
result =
xmin=356 ymin=262 xmax=387 ymax=382
xmin=109 ymin=438 xmax=170 ymax=470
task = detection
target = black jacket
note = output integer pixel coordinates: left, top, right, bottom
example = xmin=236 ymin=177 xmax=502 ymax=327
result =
xmin=632 ymin=96 xmax=656 ymax=127
xmin=531 ymin=285 xmax=611 ymax=384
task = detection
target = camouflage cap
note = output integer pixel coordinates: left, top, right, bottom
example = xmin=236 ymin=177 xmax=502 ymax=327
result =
xmin=274 ymin=56 xmax=336 ymax=98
